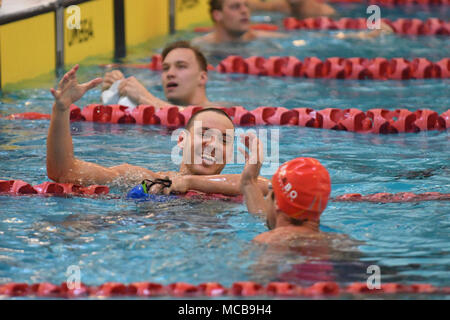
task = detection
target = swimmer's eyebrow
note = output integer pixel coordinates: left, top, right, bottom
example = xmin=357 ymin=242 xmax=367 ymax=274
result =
xmin=162 ymin=60 xmax=189 ymax=68
xmin=201 ymin=127 xmax=233 ymax=140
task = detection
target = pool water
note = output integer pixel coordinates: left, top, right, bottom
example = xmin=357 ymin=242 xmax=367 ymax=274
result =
xmin=0 ymin=4 xmax=449 ymax=295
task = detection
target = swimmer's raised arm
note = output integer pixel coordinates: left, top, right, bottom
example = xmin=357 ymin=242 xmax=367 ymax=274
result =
xmin=47 ymin=65 xmax=160 ymax=186
xmin=239 ymin=132 xmax=269 ymax=215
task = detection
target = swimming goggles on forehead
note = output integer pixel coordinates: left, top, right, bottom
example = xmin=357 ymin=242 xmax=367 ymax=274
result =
xmin=141 ymin=178 xmax=172 ymax=194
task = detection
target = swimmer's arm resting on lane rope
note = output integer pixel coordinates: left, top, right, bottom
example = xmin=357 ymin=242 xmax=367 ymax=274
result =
xmin=47 ymin=65 xmax=161 ymax=186
xmin=170 ymin=174 xmax=270 ymax=197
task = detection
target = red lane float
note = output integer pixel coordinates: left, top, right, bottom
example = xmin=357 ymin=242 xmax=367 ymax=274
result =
xmin=215 ymin=55 xmax=450 ymax=80
xmin=5 ymin=105 xmax=450 ymax=133
xmin=4 ymin=112 xmax=51 ymax=120
xmin=115 ymin=54 xmax=450 ymax=80
xmin=369 ymin=0 xmax=449 ymax=5
xmin=0 ymin=281 xmax=448 ymax=298
xmin=2 ymin=180 xmax=448 ymax=204
xmin=333 ymin=192 xmax=450 ymax=203
xmin=0 ymin=180 xmax=109 ymax=196
xmin=284 ymin=17 xmax=450 ymax=36
xmin=168 ymin=282 xmax=199 ymax=297
xmin=198 ymin=282 xmax=228 ymax=297
xmin=184 ymin=191 xmax=244 ymax=203
xmin=129 ymin=282 xmax=166 ymax=297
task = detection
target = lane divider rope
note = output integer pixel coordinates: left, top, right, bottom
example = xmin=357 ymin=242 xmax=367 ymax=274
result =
xmin=0 ymin=281 xmax=448 ymax=297
xmin=326 ymin=0 xmax=449 ymax=5
xmin=283 ymin=17 xmax=450 ymax=36
xmin=1 ymin=180 xmax=449 ymax=203
xmin=102 ymin=54 xmax=450 ymax=80
xmin=367 ymin=0 xmax=449 ymax=5
xmin=214 ymin=55 xmax=450 ymax=80
xmin=4 ymin=105 xmax=449 ymax=134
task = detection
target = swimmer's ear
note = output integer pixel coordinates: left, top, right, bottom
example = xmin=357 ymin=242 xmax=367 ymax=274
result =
xmin=212 ymin=10 xmax=222 ymax=23
xmin=199 ymin=71 xmax=208 ymax=87
xmin=273 ymin=198 xmax=279 ymax=211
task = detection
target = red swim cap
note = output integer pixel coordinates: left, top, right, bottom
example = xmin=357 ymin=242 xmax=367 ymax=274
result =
xmin=272 ymin=157 xmax=331 ymax=221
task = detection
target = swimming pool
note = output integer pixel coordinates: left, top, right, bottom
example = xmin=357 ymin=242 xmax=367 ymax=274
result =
xmin=0 ymin=3 xmax=449 ymax=298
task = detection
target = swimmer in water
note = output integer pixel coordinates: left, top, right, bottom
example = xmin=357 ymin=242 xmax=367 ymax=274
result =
xmin=248 ymin=0 xmax=336 ymax=19
xmin=47 ymin=70 xmax=269 ymax=193
xmin=239 ymin=132 xmax=331 ymax=245
xmin=248 ymin=0 xmax=391 ymax=40
xmin=335 ymin=21 xmax=394 ymax=40
xmin=192 ymin=0 xmax=287 ymax=45
xmin=102 ymin=41 xmax=225 ymax=108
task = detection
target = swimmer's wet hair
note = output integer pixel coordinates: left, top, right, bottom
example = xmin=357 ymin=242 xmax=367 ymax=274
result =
xmin=161 ymin=40 xmax=208 ymax=72
xmin=185 ymin=108 xmax=234 ymax=131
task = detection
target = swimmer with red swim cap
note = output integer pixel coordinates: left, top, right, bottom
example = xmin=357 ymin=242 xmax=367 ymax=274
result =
xmin=239 ymin=132 xmax=331 ymax=245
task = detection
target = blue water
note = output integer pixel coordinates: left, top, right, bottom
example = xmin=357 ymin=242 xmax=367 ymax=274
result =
xmin=0 ymin=4 xmax=449 ymax=296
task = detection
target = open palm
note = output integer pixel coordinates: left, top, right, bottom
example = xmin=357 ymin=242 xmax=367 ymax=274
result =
xmin=239 ymin=133 xmax=264 ymax=185
xmin=51 ymin=64 xmax=102 ymax=110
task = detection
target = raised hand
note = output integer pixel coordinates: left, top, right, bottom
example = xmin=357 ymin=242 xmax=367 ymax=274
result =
xmin=118 ymin=76 xmax=153 ymax=105
xmin=239 ymin=132 xmax=264 ymax=187
xmin=50 ymin=65 xmax=102 ymax=111
xmin=102 ymin=70 xmax=125 ymax=91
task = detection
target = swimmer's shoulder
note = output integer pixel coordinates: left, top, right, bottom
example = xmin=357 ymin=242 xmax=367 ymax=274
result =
xmin=254 ymin=30 xmax=288 ymax=39
xmin=253 ymin=231 xmax=272 ymax=244
xmin=204 ymin=101 xmax=235 ymax=108
xmin=253 ymin=227 xmax=324 ymax=245
xmin=253 ymin=228 xmax=296 ymax=245
xmin=192 ymin=32 xmax=217 ymax=46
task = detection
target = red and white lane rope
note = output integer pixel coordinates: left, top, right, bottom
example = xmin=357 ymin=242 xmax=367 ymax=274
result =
xmin=0 ymin=281 xmax=448 ymax=298
xmin=4 ymin=105 xmax=449 ymax=134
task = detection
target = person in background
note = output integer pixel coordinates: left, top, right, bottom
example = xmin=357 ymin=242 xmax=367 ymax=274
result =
xmin=102 ymin=41 xmax=221 ymax=108
xmin=248 ymin=0 xmax=392 ymax=39
xmin=192 ymin=0 xmax=287 ymax=45
xmin=335 ymin=21 xmax=394 ymax=40
xmin=248 ymin=0 xmax=336 ymax=19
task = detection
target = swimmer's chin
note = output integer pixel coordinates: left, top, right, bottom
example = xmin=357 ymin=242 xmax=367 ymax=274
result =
xmin=187 ymin=163 xmax=224 ymax=175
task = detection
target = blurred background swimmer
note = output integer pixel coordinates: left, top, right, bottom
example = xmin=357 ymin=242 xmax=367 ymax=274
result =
xmin=248 ymin=0 xmax=336 ymax=19
xmin=335 ymin=21 xmax=394 ymax=40
xmin=192 ymin=0 xmax=287 ymax=45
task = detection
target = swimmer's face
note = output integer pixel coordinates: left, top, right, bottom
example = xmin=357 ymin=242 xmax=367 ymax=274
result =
xmin=265 ymin=190 xmax=278 ymax=230
xmin=214 ymin=0 xmax=251 ymax=35
xmin=180 ymin=112 xmax=235 ymax=175
xmin=162 ymin=48 xmax=208 ymax=106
